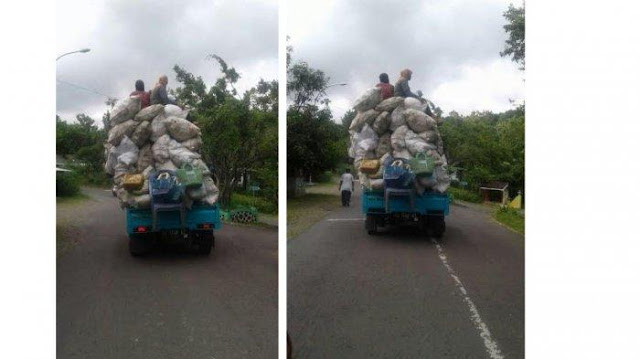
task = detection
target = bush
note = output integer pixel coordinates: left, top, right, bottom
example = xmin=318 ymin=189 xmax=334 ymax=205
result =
xmin=230 ymin=192 xmax=277 ymax=214
xmin=316 ymin=170 xmax=334 ymax=183
xmin=56 ymin=171 xmax=81 ymax=197
xmin=448 ymin=186 xmax=482 ymax=203
xmin=495 ymin=206 xmax=524 ymax=234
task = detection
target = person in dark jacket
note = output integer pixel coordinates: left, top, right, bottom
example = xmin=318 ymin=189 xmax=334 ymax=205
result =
xmin=150 ymin=75 xmax=179 ymax=106
xmin=376 ymin=73 xmax=394 ymax=100
xmin=394 ymin=69 xmax=420 ymax=99
xmin=394 ymin=69 xmax=436 ymax=117
xmin=130 ymin=80 xmax=150 ymax=109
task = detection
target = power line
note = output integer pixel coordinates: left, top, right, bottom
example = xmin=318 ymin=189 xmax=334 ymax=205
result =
xmin=56 ymin=79 xmax=114 ymax=99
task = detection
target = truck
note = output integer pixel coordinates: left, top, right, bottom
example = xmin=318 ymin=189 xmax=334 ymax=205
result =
xmin=361 ymin=188 xmax=449 ymax=237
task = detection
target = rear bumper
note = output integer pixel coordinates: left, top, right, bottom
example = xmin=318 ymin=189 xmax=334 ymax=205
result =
xmin=126 ymin=205 xmax=222 ymax=234
xmin=362 ymin=190 xmax=449 ymax=215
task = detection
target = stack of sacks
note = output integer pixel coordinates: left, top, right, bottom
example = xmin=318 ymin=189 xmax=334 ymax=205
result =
xmin=348 ymin=88 xmax=451 ymax=193
xmin=104 ymin=96 xmax=219 ymax=209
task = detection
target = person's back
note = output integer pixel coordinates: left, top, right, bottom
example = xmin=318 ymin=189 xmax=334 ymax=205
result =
xmin=150 ymin=75 xmax=178 ymax=106
xmin=130 ymin=80 xmax=150 ymax=108
xmin=394 ymin=69 xmax=418 ymax=99
xmin=376 ymin=73 xmax=394 ymax=100
xmin=339 ymin=170 xmax=355 ymax=207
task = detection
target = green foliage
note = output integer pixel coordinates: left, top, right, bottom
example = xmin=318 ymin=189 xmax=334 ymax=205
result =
xmin=230 ymin=192 xmax=277 ymax=214
xmin=56 ymin=171 xmax=81 ymax=197
xmin=56 ymin=114 xmax=105 ymax=156
xmin=340 ymin=109 xmax=357 ymax=129
xmin=495 ymin=206 xmax=525 ymax=234
xmin=172 ymin=56 xmax=278 ymax=206
xmin=501 ymin=3 xmax=525 ymax=69
xmin=440 ymin=106 xmax=524 ymax=197
xmin=287 ymin=60 xmax=330 ymax=111
xmin=449 ymin=187 xmax=483 ymax=203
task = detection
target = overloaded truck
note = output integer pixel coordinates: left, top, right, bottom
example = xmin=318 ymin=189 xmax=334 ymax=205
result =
xmin=104 ymin=96 xmax=222 ymax=256
xmin=348 ymin=88 xmax=451 ymax=237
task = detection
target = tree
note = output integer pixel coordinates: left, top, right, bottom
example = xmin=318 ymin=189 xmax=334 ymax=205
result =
xmin=171 ymin=55 xmax=278 ymax=205
xmin=501 ymin=3 xmax=525 ymax=70
xmin=287 ymin=61 xmax=330 ymax=111
xmin=340 ymin=109 xmax=356 ymax=129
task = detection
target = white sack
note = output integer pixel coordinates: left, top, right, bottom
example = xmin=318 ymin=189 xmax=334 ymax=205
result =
xmin=202 ymin=176 xmax=219 ymax=205
xmin=405 ymin=109 xmax=436 ymax=133
xmin=191 ymin=159 xmax=212 ymax=176
xmin=156 ymin=160 xmax=178 ymax=172
xmin=391 ymin=125 xmax=409 ymax=151
xmin=392 ymin=149 xmax=412 ymax=160
xmin=187 ymin=185 xmax=207 ymax=201
xmin=110 ymin=96 xmax=141 ymax=125
xmin=404 ymin=97 xmax=427 ymax=111
xmin=107 ymin=120 xmax=137 ymax=146
xmin=358 ymin=124 xmax=379 ymax=151
xmin=164 ymin=104 xmax=189 ymax=118
xmin=181 ymin=137 xmax=203 ymax=152
xmin=418 ymin=130 xmax=438 ymax=144
xmin=134 ymin=104 xmax=164 ymax=122
xmin=169 ymin=145 xmax=201 ymax=167
xmin=405 ymin=129 xmax=436 ymax=155
xmin=375 ymin=96 xmax=404 ymax=112
xmin=137 ymin=144 xmax=153 ymax=171
xmin=353 ymin=88 xmax=382 ymax=112
xmin=375 ymin=133 xmax=392 ymax=158
xmin=130 ymin=121 xmax=152 ymax=147
xmin=372 ymin=111 xmax=391 ymax=135
xmin=389 ymin=104 xmax=406 ymax=131
xmin=152 ymin=134 xmax=172 ymax=163
xmin=165 ymin=116 xmax=201 ymax=142
xmin=150 ymin=114 xmax=168 ymax=142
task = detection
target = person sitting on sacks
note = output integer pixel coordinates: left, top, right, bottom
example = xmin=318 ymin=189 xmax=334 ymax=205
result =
xmin=151 ymin=75 xmax=181 ymax=107
xmin=376 ymin=73 xmax=394 ymax=100
xmin=394 ymin=68 xmax=436 ymax=118
xmin=130 ymin=79 xmax=151 ymax=109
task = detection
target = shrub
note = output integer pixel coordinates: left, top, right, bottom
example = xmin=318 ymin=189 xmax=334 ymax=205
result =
xmin=495 ymin=206 xmax=524 ymax=234
xmin=448 ymin=186 xmax=482 ymax=203
xmin=230 ymin=192 xmax=277 ymax=214
xmin=56 ymin=171 xmax=81 ymax=197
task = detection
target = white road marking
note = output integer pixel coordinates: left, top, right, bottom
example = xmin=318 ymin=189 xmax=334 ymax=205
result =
xmin=326 ymin=218 xmax=365 ymax=222
xmin=432 ymin=239 xmax=505 ymax=359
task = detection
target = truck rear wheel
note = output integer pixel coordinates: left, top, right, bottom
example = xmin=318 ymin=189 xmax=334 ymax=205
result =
xmin=197 ymin=232 xmax=214 ymax=255
xmin=129 ymin=233 xmax=152 ymax=256
xmin=365 ymin=214 xmax=377 ymax=235
xmin=428 ymin=215 xmax=446 ymax=239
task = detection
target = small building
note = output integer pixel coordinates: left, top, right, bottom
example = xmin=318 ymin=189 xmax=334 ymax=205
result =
xmin=479 ymin=181 xmax=509 ymax=205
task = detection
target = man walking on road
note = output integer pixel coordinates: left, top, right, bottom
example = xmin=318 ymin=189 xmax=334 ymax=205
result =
xmin=339 ymin=168 xmax=355 ymax=207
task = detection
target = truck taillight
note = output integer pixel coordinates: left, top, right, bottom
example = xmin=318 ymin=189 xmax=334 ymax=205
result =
xmin=135 ymin=226 xmax=148 ymax=233
xmin=198 ymin=223 xmax=212 ymax=229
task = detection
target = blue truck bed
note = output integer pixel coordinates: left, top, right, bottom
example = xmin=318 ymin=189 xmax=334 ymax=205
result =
xmin=126 ymin=204 xmax=222 ymax=234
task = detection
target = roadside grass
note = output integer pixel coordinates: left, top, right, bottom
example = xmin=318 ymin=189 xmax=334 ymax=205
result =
xmin=494 ymin=206 xmax=525 ymax=235
xmin=56 ymin=224 xmax=77 ymax=258
xmin=230 ymin=192 xmax=277 ymax=214
xmin=56 ymin=192 xmax=90 ymax=205
xmin=287 ymin=193 xmax=341 ymax=239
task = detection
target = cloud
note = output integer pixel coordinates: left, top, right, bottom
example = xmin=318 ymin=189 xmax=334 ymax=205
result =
xmin=288 ymin=0 xmax=524 ymax=119
xmin=56 ymin=0 xmax=278 ymax=124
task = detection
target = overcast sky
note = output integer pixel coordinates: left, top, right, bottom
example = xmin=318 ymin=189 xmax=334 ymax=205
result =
xmin=288 ymin=0 xmax=524 ymax=120
xmin=57 ymin=0 xmax=278 ymax=125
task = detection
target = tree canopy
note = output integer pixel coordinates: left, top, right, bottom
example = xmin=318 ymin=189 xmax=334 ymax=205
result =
xmin=501 ymin=3 xmax=525 ymax=70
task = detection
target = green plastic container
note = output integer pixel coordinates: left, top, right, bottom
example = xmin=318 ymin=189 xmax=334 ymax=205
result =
xmin=176 ymin=163 xmax=203 ymax=188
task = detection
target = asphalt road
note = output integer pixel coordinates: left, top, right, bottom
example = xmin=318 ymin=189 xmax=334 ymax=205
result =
xmin=57 ymin=188 xmax=278 ymax=359
xmin=288 ymin=189 xmax=524 ymax=358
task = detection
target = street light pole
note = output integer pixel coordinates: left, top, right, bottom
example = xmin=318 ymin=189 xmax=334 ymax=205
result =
xmin=56 ymin=48 xmax=91 ymax=61
xmin=325 ymin=83 xmax=347 ymax=89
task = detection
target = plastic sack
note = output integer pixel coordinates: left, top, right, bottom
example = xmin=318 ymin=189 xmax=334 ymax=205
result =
xmin=176 ymin=163 xmax=203 ymax=188
xmin=165 ymin=116 xmax=201 ymax=142
xmin=113 ymin=136 xmax=138 ymax=166
xmin=375 ymin=96 xmax=404 ymax=112
xmin=375 ymin=133 xmax=392 ymax=158
xmin=151 ymin=134 xmax=172 ymax=163
xmin=137 ymin=144 xmax=153 ymax=171
xmin=404 ymin=97 xmax=426 ymax=111
xmin=348 ymin=130 xmax=361 ymax=158
xmin=391 ymin=125 xmax=409 ymax=151
xmin=169 ymin=145 xmax=201 ymax=167
xmin=392 ymin=149 xmax=412 ymax=160
xmin=107 ymin=119 xmax=138 ymax=146
xmin=191 ymin=159 xmax=211 ymax=176
xmin=405 ymin=109 xmax=436 ymax=133
xmin=349 ymin=109 xmax=378 ymax=132
xmin=186 ymin=184 xmax=207 ymax=201
xmin=389 ymin=104 xmax=406 ymax=131
xmin=110 ymin=96 xmax=141 ymax=125
xmin=405 ymin=130 xmax=436 ymax=155
xmin=372 ymin=111 xmax=391 ymax=135
xmin=418 ymin=130 xmax=438 ymax=144
xmin=370 ymin=179 xmax=384 ymax=190
xmin=129 ymin=194 xmax=151 ymax=209
xmin=358 ymin=124 xmax=379 ymax=152
xmin=130 ymin=121 xmax=152 ymax=147
xmin=118 ymin=149 xmax=139 ymax=167
xmin=156 ymin=160 xmax=178 ymax=172
xmin=201 ymin=176 xmax=219 ymax=205
xmin=433 ymin=165 xmax=451 ymax=193
xmin=134 ymin=104 xmax=164 ymax=122
xmin=150 ymin=114 xmax=168 ymax=142
xmin=164 ymin=104 xmax=189 ymax=118
xmin=181 ymin=137 xmax=203 ymax=152
xmin=353 ymin=88 xmax=382 ymax=112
